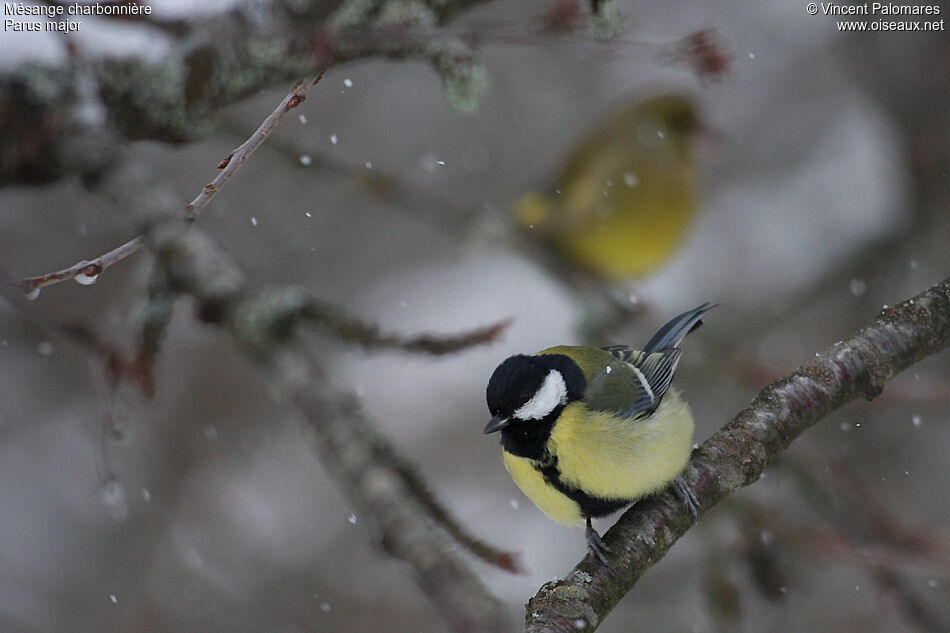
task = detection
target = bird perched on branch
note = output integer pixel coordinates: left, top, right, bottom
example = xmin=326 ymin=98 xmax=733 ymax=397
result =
xmin=514 ymin=94 xmax=703 ymax=282
xmin=484 ymin=303 xmax=715 ymax=564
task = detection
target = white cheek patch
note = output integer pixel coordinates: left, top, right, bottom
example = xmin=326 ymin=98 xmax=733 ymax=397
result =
xmin=514 ymin=370 xmax=568 ymax=420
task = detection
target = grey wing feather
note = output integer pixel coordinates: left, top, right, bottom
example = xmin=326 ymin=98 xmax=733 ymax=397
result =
xmin=589 ymin=303 xmax=715 ymax=419
xmin=587 ymin=347 xmax=681 ymax=419
xmin=617 ymin=349 xmax=681 ymax=418
xmin=583 ymin=360 xmax=641 ymax=415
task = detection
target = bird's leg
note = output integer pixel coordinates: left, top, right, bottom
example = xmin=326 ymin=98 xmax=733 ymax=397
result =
xmin=585 ymin=517 xmax=612 ymax=566
xmin=673 ymin=474 xmax=701 ymax=521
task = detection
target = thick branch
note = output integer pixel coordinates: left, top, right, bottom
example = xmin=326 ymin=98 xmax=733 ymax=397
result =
xmin=0 ymin=0 xmax=493 ymax=187
xmin=524 ymin=277 xmax=950 ymax=633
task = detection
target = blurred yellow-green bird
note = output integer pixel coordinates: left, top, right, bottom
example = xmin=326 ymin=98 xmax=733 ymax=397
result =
xmin=515 ymin=94 xmax=702 ymax=282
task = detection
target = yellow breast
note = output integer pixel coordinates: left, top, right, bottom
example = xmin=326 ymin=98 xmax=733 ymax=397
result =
xmin=550 ymin=389 xmax=694 ymax=500
xmin=500 ymin=389 xmax=695 ymax=526
xmin=502 ymin=451 xmax=584 ymax=526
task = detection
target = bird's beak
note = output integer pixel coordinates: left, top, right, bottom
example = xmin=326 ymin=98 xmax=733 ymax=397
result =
xmin=483 ymin=415 xmax=509 ymax=434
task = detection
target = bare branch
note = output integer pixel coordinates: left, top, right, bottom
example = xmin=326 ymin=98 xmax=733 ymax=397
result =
xmin=10 ymin=69 xmax=323 ymax=294
xmin=734 ymin=499 xmax=950 ymax=579
xmin=3 ymin=31 xmax=513 ymax=619
xmin=0 ymin=0 xmax=497 ymax=188
xmin=524 ymin=276 xmax=950 ymax=633
xmin=184 ymin=71 xmax=326 ymax=220
xmin=302 ymin=298 xmax=511 ymax=355
xmin=239 ymin=126 xmax=480 ymax=232
xmin=0 ymin=266 xmax=116 ymax=359
xmin=11 ymin=236 xmax=145 ymax=294
xmin=381 ymin=442 xmax=522 ymax=573
xmin=8 ymin=65 xmax=511 ymax=617
xmin=875 ymin=568 xmax=950 ymax=633
xmin=148 ymin=226 xmax=511 ymax=632
xmin=293 ymin=384 xmax=508 ymax=632
xmin=744 ymin=461 xmax=950 ymax=633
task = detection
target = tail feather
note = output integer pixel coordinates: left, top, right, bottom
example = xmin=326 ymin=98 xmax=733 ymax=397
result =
xmin=642 ymin=303 xmax=717 ymax=354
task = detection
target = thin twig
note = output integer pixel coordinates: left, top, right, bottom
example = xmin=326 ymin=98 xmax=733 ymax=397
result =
xmin=224 ymin=285 xmax=511 ymax=358
xmin=236 ymin=125 xmax=478 ymax=233
xmin=875 ymin=568 xmax=950 ymax=633
xmin=10 ymin=70 xmax=326 ymax=294
xmin=185 ymin=70 xmax=327 ymax=220
xmin=781 ymin=455 xmax=943 ymax=553
xmin=11 ymin=236 xmax=146 ymax=294
xmin=732 ymin=495 xmax=950 ymax=633
xmin=382 ymin=444 xmax=522 ymax=572
xmin=0 ymin=266 xmax=116 ymax=359
xmin=303 ymin=298 xmax=511 ymax=355
xmin=734 ymin=498 xmax=950 ymax=579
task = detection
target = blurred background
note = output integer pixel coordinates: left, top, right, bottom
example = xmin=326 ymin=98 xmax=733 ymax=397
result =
xmin=1 ymin=0 xmax=949 ymax=631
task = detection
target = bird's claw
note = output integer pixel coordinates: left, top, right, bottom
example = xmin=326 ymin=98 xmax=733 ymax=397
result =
xmin=585 ymin=518 xmax=614 ymax=570
xmin=673 ymin=474 xmax=701 ymax=521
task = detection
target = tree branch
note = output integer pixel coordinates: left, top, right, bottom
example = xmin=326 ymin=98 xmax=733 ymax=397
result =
xmin=3 ymin=0 xmax=497 ymax=293
xmin=11 ymin=236 xmax=146 ymax=295
xmin=301 ymin=297 xmax=511 ymax=355
xmin=10 ymin=68 xmax=323 ymax=294
xmin=2 ymin=71 xmax=512 ymax=622
xmin=0 ymin=0 xmax=498 ymax=187
xmin=147 ymin=224 xmax=512 ymax=632
xmin=0 ymin=266 xmax=116 ymax=360
xmin=733 ymin=498 xmax=950 ymax=579
xmin=524 ymin=276 xmax=950 ymax=633
xmin=184 ymin=71 xmax=325 ymax=220
xmin=292 ymin=383 xmax=508 ymax=633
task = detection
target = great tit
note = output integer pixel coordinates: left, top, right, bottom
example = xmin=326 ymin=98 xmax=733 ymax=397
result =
xmin=513 ymin=94 xmax=702 ymax=282
xmin=484 ymin=303 xmax=715 ymax=564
